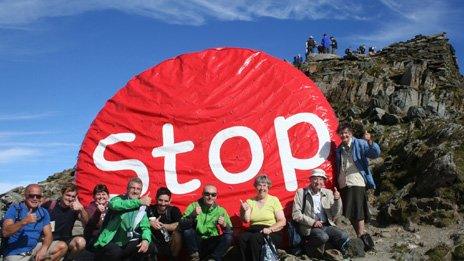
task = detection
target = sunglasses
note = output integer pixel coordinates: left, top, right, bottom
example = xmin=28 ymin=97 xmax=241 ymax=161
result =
xmin=203 ymin=192 xmax=217 ymax=197
xmin=27 ymin=194 xmax=43 ymax=199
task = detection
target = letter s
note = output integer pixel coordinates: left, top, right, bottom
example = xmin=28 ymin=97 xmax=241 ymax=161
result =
xmin=93 ymin=133 xmax=149 ymax=196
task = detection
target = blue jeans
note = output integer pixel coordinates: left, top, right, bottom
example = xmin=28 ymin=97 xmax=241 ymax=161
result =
xmin=304 ymin=226 xmax=349 ymax=256
xmin=181 ymin=228 xmax=233 ymax=261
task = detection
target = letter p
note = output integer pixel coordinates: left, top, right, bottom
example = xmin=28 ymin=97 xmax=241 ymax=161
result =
xmin=274 ymin=113 xmax=331 ymax=191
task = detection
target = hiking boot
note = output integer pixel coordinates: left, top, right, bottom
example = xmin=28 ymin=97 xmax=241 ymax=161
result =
xmin=189 ymin=252 xmax=200 ymax=261
xmin=323 ymin=249 xmax=344 ymax=261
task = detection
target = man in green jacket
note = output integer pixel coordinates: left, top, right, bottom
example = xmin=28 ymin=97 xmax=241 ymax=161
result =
xmin=94 ymin=177 xmax=153 ymax=261
xmin=180 ymin=185 xmax=233 ymax=261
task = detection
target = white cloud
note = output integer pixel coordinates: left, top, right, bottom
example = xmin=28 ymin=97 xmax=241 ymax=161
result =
xmin=0 ymin=142 xmax=78 ymax=148
xmin=0 ymin=147 xmax=39 ymax=164
xmin=0 ymin=131 xmax=53 ymax=138
xmin=0 ymin=0 xmax=369 ymax=27
xmin=0 ymin=112 xmax=57 ymax=121
xmin=348 ymin=0 xmax=463 ymax=49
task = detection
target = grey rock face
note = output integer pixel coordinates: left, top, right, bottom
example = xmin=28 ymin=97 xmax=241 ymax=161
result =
xmin=303 ymin=33 xmax=464 ymax=229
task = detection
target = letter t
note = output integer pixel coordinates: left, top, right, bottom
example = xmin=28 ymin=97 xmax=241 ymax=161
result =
xmin=152 ymin=123 xmax=200 ymax=194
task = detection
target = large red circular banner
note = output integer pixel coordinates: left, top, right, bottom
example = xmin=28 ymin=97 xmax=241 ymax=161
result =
xmin=76 ymin=48 xmax=340 ymax=224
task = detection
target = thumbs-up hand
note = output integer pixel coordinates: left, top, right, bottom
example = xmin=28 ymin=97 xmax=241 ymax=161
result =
xmin=333 ymin=187 xmax=340 ymax=200
xmin=22 ymin=209 xmax=37 ymax=225
xmin=217 ymin=216 xmax=226 ymax=227
xmin=96 ymin=203 xmax=107 ymax=213
xmin=240 ymin=199 xmax=250 ymax=212
xmin=363 ymin=131 xmax=372 ymax=144
xmin=140 ymin=193 xmax=151 ymax=206
xmin=195 ymin=206 xmax=202 ymax=216
xmin=71 ymin=198 xmax=84 ymax=211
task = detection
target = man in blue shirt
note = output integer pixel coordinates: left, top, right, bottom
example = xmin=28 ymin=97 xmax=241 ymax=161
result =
xmin=2 ymin=184 xmax=65 ymax=261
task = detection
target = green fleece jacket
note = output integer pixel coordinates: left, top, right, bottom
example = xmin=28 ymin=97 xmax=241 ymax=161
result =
xmin=94 ymin=195 xmax=152 ymax=247
xmin=182 ymin=199 xmax=232 ymax=239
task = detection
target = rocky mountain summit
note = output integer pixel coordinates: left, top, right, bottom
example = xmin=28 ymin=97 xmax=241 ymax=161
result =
xmin=1 ymin=33 xmax=463 ymax=260
xmin=302 ymin=32 xmax=464 ymax=260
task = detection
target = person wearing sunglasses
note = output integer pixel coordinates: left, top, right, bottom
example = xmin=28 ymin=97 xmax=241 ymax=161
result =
xmin=239 ymin=174 xmax=286 ymax=261
xmin=2 ymin=184 xmax=67 ymax=261
xmin=180 ymin=185 xmax=233 ymax=261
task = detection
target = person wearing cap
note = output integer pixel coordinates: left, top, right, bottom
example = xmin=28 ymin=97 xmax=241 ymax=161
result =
xmin=306 ymin=36 xmax=317 ymax=56
xmin=292 ymin=169 xmax=349 ymax=258
xmin=335 ymin=122 xmax=380 ymax=248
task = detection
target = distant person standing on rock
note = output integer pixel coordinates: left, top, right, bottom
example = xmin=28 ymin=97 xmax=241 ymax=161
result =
xmin=330 ymin=36 xmax=338 ymax=54
xmin=335 ymin=123 xmax=380 ymax=251
xmin=306 ymin=36 xmax=317 ymax=56
xmin=321 ymin=34 xmax=331 ymax=53
xmin=358 ymin=44 xmax=366 ymax=54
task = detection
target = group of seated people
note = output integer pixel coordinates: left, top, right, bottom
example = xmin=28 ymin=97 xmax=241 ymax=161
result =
xmin=3 ymin=124 xmax=380 ymax=261
xmin=1 ymin=170 xmax=351 ymax=261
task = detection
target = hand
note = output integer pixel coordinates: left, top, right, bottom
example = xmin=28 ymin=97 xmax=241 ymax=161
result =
xmin=313 ymin=221 xmax=323 ymax=228
xmin=217 ymin=216 xmax=225 ymax=227
xmin=22 ymin=209 xmax=37 ymax=225
xmin=294 ymin=215 xmax=303 ymax=222
xmin=150 ymin=216 xmax=163 ymax=230
xmin=140 ymin=193 xmax=151 ymax=206
xmin=71 ymin=199 xmax=84 ymax=211
xmin=261 ymin=227 xmax=272 ymax=235
xmin=333 ymin=187 xmax=340 ymax=200
xmin=137 ymin=240 xmax=149 ymax=253
xmin=96 ymin=203 xmax=106 ymax=213
xmin=363 ymin=131 xmax=372 ymax=144
xmin=195 ymin=206 xmax=202 ymax=216
xmin=35 ymin=247 xmax=47 ymax=261
xmin=240 ymin=199 xmax=250 ymax=212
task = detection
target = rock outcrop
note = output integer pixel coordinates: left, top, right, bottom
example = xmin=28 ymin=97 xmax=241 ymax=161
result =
xmin=302 ymin=33 xmax=464 ymax=228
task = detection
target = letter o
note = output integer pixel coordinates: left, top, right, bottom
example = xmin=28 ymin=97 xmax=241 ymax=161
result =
xmin=208 ymin=126 xmax=264 ymax=184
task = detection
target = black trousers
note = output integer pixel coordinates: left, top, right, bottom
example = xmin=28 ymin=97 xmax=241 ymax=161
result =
xmin=95 ymin=239 xmax=154 ymax=261
xmin=238 ymin=225 xmax=282 ymax=261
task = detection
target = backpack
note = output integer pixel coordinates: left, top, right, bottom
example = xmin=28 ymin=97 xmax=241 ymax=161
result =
xmin=287 ymin=188 xmax=308 ymax=253
xmin=0 ymin=203 xmax=22 ymax=257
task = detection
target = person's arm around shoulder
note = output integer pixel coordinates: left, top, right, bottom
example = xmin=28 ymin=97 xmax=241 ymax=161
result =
xmin=109 ymin=195 xmax=141 ymax=211
xmin=35 ymin=210 xmax=52 ymax=261
xmin=2 ymin=205 xmax=36 ymax=237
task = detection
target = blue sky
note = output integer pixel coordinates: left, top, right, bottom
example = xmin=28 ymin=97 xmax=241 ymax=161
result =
xmin=0 ymin=0 xmax=463 ymax=193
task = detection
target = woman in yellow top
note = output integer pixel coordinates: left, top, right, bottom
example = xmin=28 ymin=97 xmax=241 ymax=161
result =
xmin=239 ymin=174 xmax=286 ymax=261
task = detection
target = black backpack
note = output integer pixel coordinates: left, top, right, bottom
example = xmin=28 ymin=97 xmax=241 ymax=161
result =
xmin=0 ymin=203 xmax=22 ymax=257
xmin=287 ymin=188 xmax=309 ymax=254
